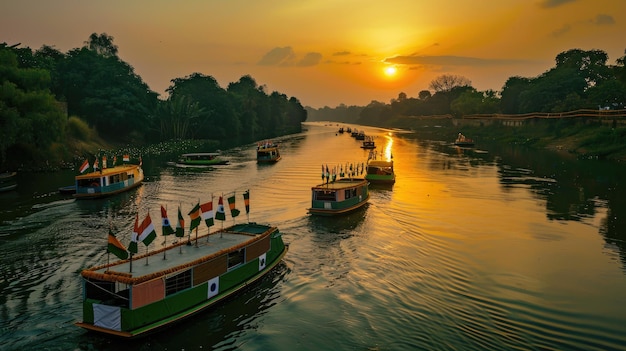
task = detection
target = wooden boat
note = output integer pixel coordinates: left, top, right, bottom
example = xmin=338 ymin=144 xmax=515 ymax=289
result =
xmin=74 ymin=164 xmax=144 ymax=199
xmin=256 ymin=141 xmax=281 ymax=163
xmin=0 ymin=171 xmax=17 ymax=192
xmin=309 ymin=177 xmax=370 ymax=216
xmin=360 ymin=136 xmax=376 ymax=149
xmin=454 ymin=133 xmax=475 ymax=147
xmin=176 ymin=153 xmax=229 ymax=166
xmin=365 ymin=160 xmax=395 ymax=184
xmin=75 ymin=221 xmax=288 ymax=338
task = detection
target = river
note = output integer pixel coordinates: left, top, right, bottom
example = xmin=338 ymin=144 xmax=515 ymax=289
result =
xmin=1 ymin=122 xmax=626 ymax=351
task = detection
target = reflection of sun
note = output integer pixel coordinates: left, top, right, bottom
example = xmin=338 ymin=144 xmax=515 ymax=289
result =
xmin=384 ymin=66 xmax=397 ymax=77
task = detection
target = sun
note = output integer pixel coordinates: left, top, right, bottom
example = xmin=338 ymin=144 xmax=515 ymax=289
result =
xmin=384 ymin=66 xmax=397 ymax=77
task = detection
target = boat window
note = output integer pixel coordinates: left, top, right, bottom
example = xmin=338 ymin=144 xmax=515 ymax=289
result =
xmin=84 ymin=279 xmax=129 ymax=307
xmin=228 ymin=249 xmax=245 ymax=269
xmin=344 ymin=188 xmax=357 ymax=199
xmin=314 ymin=190 xmax=336 ymax=201
xmin=165 ymin=269 xmax=192 ymax=296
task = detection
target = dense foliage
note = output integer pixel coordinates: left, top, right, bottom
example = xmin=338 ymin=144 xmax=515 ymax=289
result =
xmin=307 ymin=49 xmax=626 ymax=126
xmin=0 ymin=33 xmax=307 ymax=171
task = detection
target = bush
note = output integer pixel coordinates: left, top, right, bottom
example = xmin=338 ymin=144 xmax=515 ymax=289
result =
xmin=66 ymin=116 xmax=94 ymax=141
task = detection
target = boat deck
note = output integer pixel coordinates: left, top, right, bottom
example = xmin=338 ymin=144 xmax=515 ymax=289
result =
xmin=91 ymin=223 xmax=272 ymax=280
xmin=311 ymin=178 xmax=367 ymax=190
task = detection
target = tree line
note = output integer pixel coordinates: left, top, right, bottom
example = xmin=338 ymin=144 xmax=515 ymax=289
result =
xmin=0 ymin=33 xmax=307 ymax=171
xmin=307 ymin=48 xmax=626 ymax=127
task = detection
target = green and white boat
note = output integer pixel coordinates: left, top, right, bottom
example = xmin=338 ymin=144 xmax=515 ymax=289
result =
xmin=76 ymin=196 xmax=288 ymax=338
xmin=309 ymin=166 xmax=370 ymax=216
xmin=175 ymin=153 xmax=229 ymax=167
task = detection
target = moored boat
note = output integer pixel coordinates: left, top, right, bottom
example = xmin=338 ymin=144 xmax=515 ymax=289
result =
xmin=360 ymin=136 xmax=376 ymax=149
xmin=75 ymin=192 xmax=288 ymax=338
xmin=309 ymin=165 xmax=370 ymax=216
xmin=0 ymin=171 xmax=17 ymax=192
xmin=256 ymin=141 xmax=281 ymax=163
xmin=176 ymin=153 xmax=229 ymax=166
xmin=74 ymin=164 xmax=144 ymax=199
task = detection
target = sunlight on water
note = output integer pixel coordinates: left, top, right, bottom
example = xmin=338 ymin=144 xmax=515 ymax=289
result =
xmin=2 ymin=122 xmax=626 ymax=350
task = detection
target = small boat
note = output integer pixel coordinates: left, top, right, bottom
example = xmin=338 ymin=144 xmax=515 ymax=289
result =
xmin=309 ymin=173 xmax=370 ymax=216
xmin=365 ymin=159 xmax=395 ymax=184
xmin=176 ymin=153 xmax=229 ymax=166
xmin=337 ymin=127 xmax=344 ymax=134
xmin=256 ymin=141 xmax=281 ymax=163
xmin=75 ymin=196 xmax=288 ymax=338
xmin=74 ymin=164 xmax=144 ymax=199
xmin=0 ymin=172 xmax=17 ymax=192
xmin=355 ymin=131 xmax=366 ymax=140
xmin=454 ymin=133 xmax=475 ymax=147
xmin=360 ymin=136 xmax=376 ymax=149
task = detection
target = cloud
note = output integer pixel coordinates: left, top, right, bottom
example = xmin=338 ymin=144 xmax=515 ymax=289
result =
xmin=297 ymin=52 xmax=323 ymax=67
xmin=332 ymin=51 xmax=351 ymax=56
xmin=551 ymin=24 xmax=572 ymax=37
xmin=257 ymin=47 xmax=296 ymax=66
xmin=538 ymin=0 xmax=577 ymax=8
xmin=593 ymin=14 xmax=615 ymax=25
xmin=384 ymin=55 xmax=529 ymax=67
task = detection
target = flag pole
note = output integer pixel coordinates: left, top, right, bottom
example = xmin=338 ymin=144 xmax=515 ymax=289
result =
xmin=163 ymin=204 xmax=168 ymax=261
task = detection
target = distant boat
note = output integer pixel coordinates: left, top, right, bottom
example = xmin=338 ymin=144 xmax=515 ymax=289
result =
xmin=309 ymin=164 xmax=370 ymax=216
xmin=365 ymin=159 xmax=395 ymax=184
xmin=0 ymin=171 xmax=17 ymax=192
xmin=454 ymin=133 xmax=475 ymax=147
xmin=74 ymin=164 xmax=144 ymax=199
xmin=176 ymin=153 xmax=229 ymax=166
xmin=360 ymin=136 xmax=376 ymax=149
xmin=256 ymin=141 xmax=281 ymax=163
xmin=75 ymin=192 xmax=289 ymax=338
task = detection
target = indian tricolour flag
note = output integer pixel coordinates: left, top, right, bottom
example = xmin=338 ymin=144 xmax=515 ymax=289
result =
xmin=201 ymin=201 xmax=214 ymax=227
xmin=215 ymin=196 xmax=226 ymax=221
xmin=107 ymin=230 xmax=128 ymax=260
xmin=188 ymin=203 xmax=201 ymax=232
xmin=161 ymin=205 xmax=174 ymax=235
xmin=123 ymin=154 xmax=130 ymax=162
xmin=138 ymin=214 xmax=157 ymax=246
xmin=175 ymin=206 xmax=185 ymax=238
xmin=79 ymin=159 xmax=90 ymax=173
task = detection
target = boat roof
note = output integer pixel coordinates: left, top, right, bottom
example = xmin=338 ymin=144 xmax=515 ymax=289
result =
xmin=368 ymin=160 xmax=393 ymax=167
xmin=82 ymin=223 xmax=275 ymax=285
xmin=75 ymin=164 xmax=140 ymax=179
xmin=312 ymin=178 xmax=368 ymax=190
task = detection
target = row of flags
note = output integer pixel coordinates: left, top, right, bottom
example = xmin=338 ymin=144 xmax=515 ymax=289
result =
xmin=321 ymin=162 xmax=365 ymax=183
xmin=107 ymin=190 xmax=251 ymax=260
xmin=79 ymin=154 xmax=136 ymax=174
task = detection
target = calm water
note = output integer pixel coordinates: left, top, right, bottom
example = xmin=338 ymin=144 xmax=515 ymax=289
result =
xmin=2 ymin=122 xmax=626 ymax=351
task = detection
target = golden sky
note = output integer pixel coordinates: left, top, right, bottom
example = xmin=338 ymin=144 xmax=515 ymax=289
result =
xmin=2 ymin=0 xmax=624 ymax=108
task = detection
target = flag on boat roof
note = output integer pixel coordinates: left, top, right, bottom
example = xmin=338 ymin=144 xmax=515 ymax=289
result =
xmin=128 ymin=214 xmax=140 ymax=254
xmin=123 ymin=154 xmax=130 ymax=162
xmin=161 ymin=205 xmax=175 ymax=236
xmin=79 ymin=159 xmax=89 ymax=174
xmin=138 ymin=214 xmax=157 ymax=246
xmin=243 ymin=190 xmax=250 ymax=214
xmin=201 ymin=200 xmax=214 ymax=227
xmin=93 ymin=158 xmax=99 ymax=171
xmin=102 ymin=155 xmax=107 ymax=169
xmin=227 ymin=193 xmax=240 ymax=218
xmin=175 ymin=206 xmax=185 ymax=238
xmin=215 ymin=196 xmax=226 ymax=221
xmin=188 ymin=203 xmax=201 ymax=232
xmin=107 ymin=229 xmax=128 ymax=260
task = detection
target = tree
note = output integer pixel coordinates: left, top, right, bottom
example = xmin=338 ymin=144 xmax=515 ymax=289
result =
xmin=418 ymin=90 xmax=431 ymax=100
xmin=429 ymin=74 xmax=472 ymax=93
xmin=85 ymin=33 xmax=118 ymax=57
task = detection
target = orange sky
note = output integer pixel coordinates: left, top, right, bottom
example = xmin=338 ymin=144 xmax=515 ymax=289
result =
xmin=2 ymin=0 xmax=625 ymax=108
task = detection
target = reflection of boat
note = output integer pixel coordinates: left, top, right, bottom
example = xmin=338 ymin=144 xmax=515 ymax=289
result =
xmin=176 ymin=153 xmax=229 ymax=166
xmin=74 ymin=164 xmax=144 ymax=199
xmin=309 ymin=177 xmax=370 ymax=216
xmin=454 ymin=133 xmax=474 ymax=147
xmin=0 ymin=172 xmax=17 ymax=192
xmin=76 ymin=199 xmax=289 ymax=338
xmin=360 ymin=136 xmax=376 ymax=149
xmin=365 ymin=159 xmax=395 ymax=184
xmin=256 ymin=141 xmax=281 ymax=163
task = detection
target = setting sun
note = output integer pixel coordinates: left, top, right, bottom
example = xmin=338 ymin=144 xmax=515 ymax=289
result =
xmin=384 ymin=66 xmax=397 ymax=77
